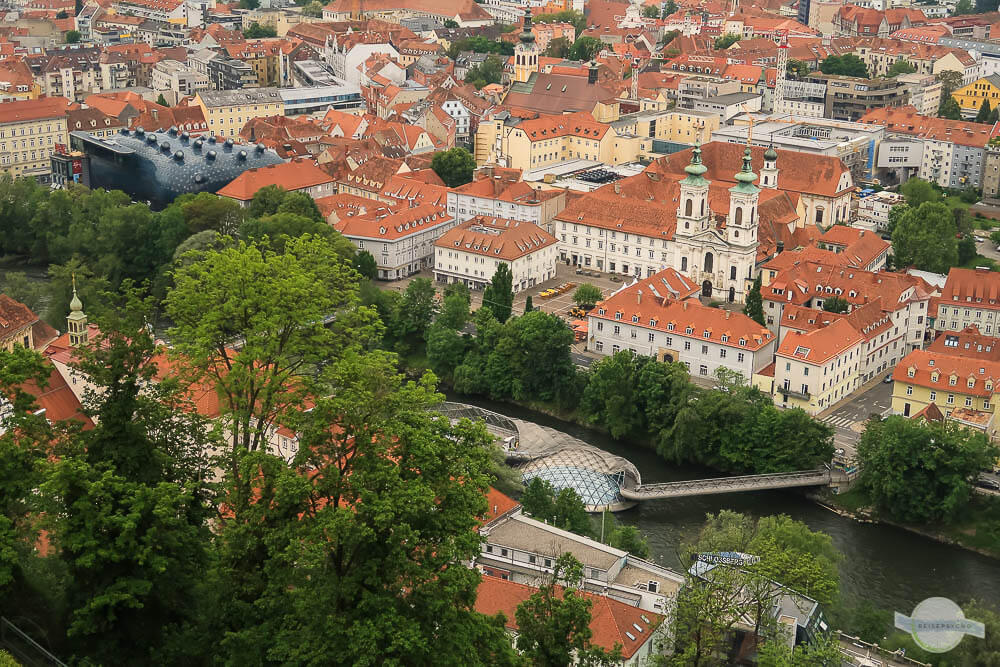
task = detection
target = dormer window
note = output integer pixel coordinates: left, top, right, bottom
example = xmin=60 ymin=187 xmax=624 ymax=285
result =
xmin=615 ymin=312 xmax=623 ymax=320
xmin=721 ymin=334 xmax=729 ymax=342
xmin=739 ymin=338 xmax=746 ymax=346
xmin=632 ymin=315 xmax=639 ymax=323
xmin=649 ymin=319 xmax=657 ymax=326
xmin=968 ymin=378 xmax=976 ymax=388
xmin=907 ymin=367 xmax=915 ymax=378
xmin=949 ymin=375 xmax=957 ymax=386
xmin=667 ymin=323 xmax=675 ymax=331
xmin=703 ymin=330 xmax=710 ymax=338
xmin=931 ymin=371 xmax=940 ymax=382
xmin=598 ymin=308 xmax=606 ymax=315
xmin=685 ymin=326 xmax=693 ymax=334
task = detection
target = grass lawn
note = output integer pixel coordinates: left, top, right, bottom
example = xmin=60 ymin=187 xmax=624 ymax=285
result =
xmin=960 ymin=253 xmax=1000 ymax=270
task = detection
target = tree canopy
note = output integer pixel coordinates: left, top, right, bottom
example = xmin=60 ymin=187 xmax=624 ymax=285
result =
xmin=482 ymin=263 xmax=514 ymax=323
xmin=819 ymin=54 xmax=869 ymax=78
xmin=243 ymin=22 xmax=276 ymax=38
xmin=431 ymin=147 xmax=477 ymax=187
xmin=568 ymin=36 xmax=602 ymax=61
xmin=891 ymin=201 xmax=959 ymax=273
xmin=573 ymin=284 xmax=603 ymax=308
xmin=886 ymin=59 xmax=916 ymax=77
xmin=714 ymin=33 xmax=741 ymax=49
xmin=744 ymin=274 xmax=765 ymax=326
xmin=856 ymin=416 xmax=999 ymax=523
xmin=465 ymin=55 xmax=505 ymax=89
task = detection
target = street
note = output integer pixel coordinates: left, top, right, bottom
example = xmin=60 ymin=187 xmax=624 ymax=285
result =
xmin=975 ymin=237 xmax=1000 ymax=263
xmin=816 ymin=380 xmax=894 ymax=461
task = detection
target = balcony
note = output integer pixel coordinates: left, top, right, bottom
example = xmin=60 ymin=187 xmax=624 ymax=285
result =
xmin=780 ymin=386 xmax=810 ymax=401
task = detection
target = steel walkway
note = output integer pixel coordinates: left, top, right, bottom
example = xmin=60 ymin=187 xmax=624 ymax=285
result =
xmin=619 ymin=469 xmax=831 ymax=500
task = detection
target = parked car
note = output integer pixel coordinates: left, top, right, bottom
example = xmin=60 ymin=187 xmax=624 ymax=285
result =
xmin=569 ymin=307 xmax=587 ymax=317
xmin=883 ymin=374 xmax=893 ymax=383
xmin=976 ymin=478 xmax=1000 ymax=492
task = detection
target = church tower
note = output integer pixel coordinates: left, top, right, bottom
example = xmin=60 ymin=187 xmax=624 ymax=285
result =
xmin=67 ymin=275 xmax=88 ymax=348
xmin=514 ymin=8 xmax=539 ymax=84
xmin=727 ymin=147 xmax=761 ymax=248
xmin=675 ymin=141 xmax=711 ymax=239
xmin=760 ymin=144 xmax=779 ymax=189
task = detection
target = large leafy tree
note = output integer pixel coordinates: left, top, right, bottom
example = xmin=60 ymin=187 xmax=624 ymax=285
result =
xmin=886 ymin=59 xmax=915 ymax=77
xmin=856 ymin=416 xmax=998 ymax=523
xmin=977 ymin=99 xmax=994 ymax=124
xmin=568 ymin=36 xmax=602 ymax=61
xmin=166 ymin=235 xmax=379 ymax=503
xmin=483 ymin=262 xmax=514 ymax=323
xmin=580 ymin=350 xmax=651 ymax=439
xmin=891 ymin=201 xmax=959 ymax=273
xmin=431 ymin=147 xmax=476 ymax=187
xmin=514 ymin=554 xmax=623 ymax=667
xmin=819 ymin=54 xmax=869 ymax=78
xmin=573 ymin=283 xmax=602 ymax=308
xmin=397 ymin=277 xmax=438 ymax=348
xmin=939 ymin=96 xmax=963 ymax=120
xmin=899 ymin=178 xmax=939 ymax=207
xmin=212 ymin=352 xmax=519 ymax=665
xmin=743 ymin=274 xmax=765 ymax=326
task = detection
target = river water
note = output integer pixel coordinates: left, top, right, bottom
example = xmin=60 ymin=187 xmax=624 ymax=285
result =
xmin=457 ymin=396 xmax=1000 ymax=616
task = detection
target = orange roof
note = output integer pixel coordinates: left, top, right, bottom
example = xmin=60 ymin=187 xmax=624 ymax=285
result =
xmin=929 ymin=325 xmax=1000 ymax=361
xmin=777 ymin=318 xmax=865 ymax=365
xmin=473 ymin=575 xmax=663 ymax=660
xmin=16 ymin=364 xmax=92 ymax=429
xmin=314 ymin=192 xmax=375 ymax=220
xmin=815 ymin=226 xmax=890 ymax=269
xmin=481 ymin=487 xmax=519 ymax=524
xmin=894 ymin=347 xmax=1000 ymax=397
xmin=434 ymin=216 xmax=556 ymax=262
xmin=0 ymin=294 xmax=38 ymax=338
xmin=335 ymin=202 xmax=452 ymax=241
xmin=0 ymin=96 xmax=71 ymax=123
xmin=592 ymin=276 xmax=774 ymax=351
xmin=859 ymin=106 xmax=993 ymax=148
xmin=937 ymin=267 xmax=1000 ymax=312
xmin=216 ymin=159 xmax=334 ymax=201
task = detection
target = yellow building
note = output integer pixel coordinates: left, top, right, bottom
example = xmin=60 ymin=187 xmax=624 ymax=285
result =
xmin=474 ymin=110 xmax=652 ymax=171
xmin=624 ymin=109 xmax=720 ymax=144
xmin=223 ymin=41 xmax=283 ymax=87
xmin=773 ymin=319 xmax=865 ymax=415
xmin=891 ymin=327 xmax=1000 ymax=439
xmin=0 ymin=96 xmax=72 ymax=182
xmin=194 ymin=88 xmax=284 ymax=138
xmin=952 ymin=74 xmax=1000 ymax=117
xmin=0 ymin=294 xmax=39 ymax=351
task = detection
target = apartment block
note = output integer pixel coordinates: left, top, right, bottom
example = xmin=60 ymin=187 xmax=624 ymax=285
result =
xmin=0 ymin=96 xmax=72 ymax=183
xmin=194 ymin=88 xmax=284 ymax=138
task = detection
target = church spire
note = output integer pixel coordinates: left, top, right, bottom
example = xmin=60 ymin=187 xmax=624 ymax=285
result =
xmin=67 ymin=274 xmax=88 ymax=347
xmin=519 ymin=7 xmax=535 ymax=45
xmin=732 ymin=147 xmax=759 ymax=193
xmin=681 ymin=140 xmax=709 ymax=186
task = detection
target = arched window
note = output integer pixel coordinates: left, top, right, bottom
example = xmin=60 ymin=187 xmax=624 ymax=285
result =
xmin=681 ymin=257 xmax=688 ymax=271
xmin=729 ymin=286 xmax=736 ymax=302
xmin=700 ymin=200 xmax=705 ymax=216
xmin=734 ymin=207 xmax=743 ymax=225
xmin=684 ymin=199 xmax=693 ymax=216
xmin=730 ymin=265 xmax=737 ymax=280
xmin=704 ymin=252 xmax=713 ymax=273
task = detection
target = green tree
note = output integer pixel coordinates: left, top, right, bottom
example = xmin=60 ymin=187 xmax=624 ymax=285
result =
xmin=938 ymin=70 xmax=964 ymax=98
xmin=0 ymin=271 xmax=45 ymax=312
xmin=175 ymin=191 xmax=246 ymax=234
xmin=822 ymin=295 xmax=849 ymax=313
xmin=714 ymin=33 xmax=741 ymax=49
xmin=580 ymin=350 xmax=650 ymax=439
xmin=55 ymin=9 xmax=68 ymax=17
xmin=248 ymin=184 xmax=288 ymax=218
xmin=891 ymin=201 xmax=959 ymax=272
xmin=545 ymin=37 xmax=570 ymax=58
xmin=156 ymin=93 xmax=168 ymax=106
xmin=243 ymin=22 xmax=276 ymax=38
xmin=900 ymin=178 xmax=940 ymax=207
xmin=482 ymin=262 xmax=514 ymax=323
xmin=431 ymin=147 xmax=476 ymax=187
xmin=426 ymin=322 xmax=470 ymax=381
xmin=856 ymin=416 xmax=999 ymax=523
xmin=568 ymin=36 xmax=602 ymax=62
xmin=952 ymin=599 xmax=1000 ymax=664
xmin=465 ymin=55 xmax=505 ymax=89
xmin=819 ymin=54 xmax=869 ymax=78
xmin=954 ymin=0 xmax=974 ymax=14
xmin=886 ymin=59 xmax=916 ymax=77
xmin=240 ymin=212 xmax=339 ymax=253
xmin=238 ymin=0 xmax=259 ymax=8
xmin=300 ymin=0 xmax=323 ymax=16
xmin=885 ymin=202 xmax=909 ymax=237
xmin=663 ymin=0 xmax=678 ymax=14
xmin=166 ymin=236 xmax=379 ymax=506
xmin=216 ymin=353 xmax=518 ymax=665
xmin=573 ymin=283 xmax=603 ymax=308
xmin=756 ymin=631 xmax=843 ymax=666
xmin=353 ymin=250 xmax=377 ymax=280
xmin=521 ymin=476 xmax=557 ymax=521
xmin=515 ymin=553 xmax=623 ymax=667
xmin=959 ymin=234 xmax=978 ymax=265
xmin=743 ymin=274 xmax=765 ymax=325
xmin=519 ymin=477 xmax=592 ymax=535
xmin=642 ymin=4 xmax=659 ymax=17
xmin=977 ymin=99 xmax=994 ymax=124
xmin=786 ymin=58 xmax=810 ymax=79
xmin=486 ymin=310 xmax=575 ymax=402
xmin=439 ymin=281 xmax=471 ymax=330
xmin=443 ymin=18 xmax=459 ymax=27
xmin=939 ymin=96 xmax=963 ymax=120
xmin=599 ymin=511 xmax=650 ymax=558
xmin=397 ymin=277 xmax=437 ymax=348
xmin=64 ymin=30 xmax=81 ymax=43
xmin=524 ymin=294 xmax=534 ymax=312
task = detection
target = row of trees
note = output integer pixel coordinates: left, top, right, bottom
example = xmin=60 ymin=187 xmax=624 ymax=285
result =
xmin=417 ymin=264 xmax=833 ymax=475
xmin=0 ymin=177 xmax=342 ymax=327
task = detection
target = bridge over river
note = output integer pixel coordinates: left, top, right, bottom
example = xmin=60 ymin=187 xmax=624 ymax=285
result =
xmin=437 ymin=402 xmax=840 ymax=509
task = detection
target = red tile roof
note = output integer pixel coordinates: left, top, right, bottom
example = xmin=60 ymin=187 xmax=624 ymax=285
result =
xmin=481 ymin=487 xmax=519 ymax=524
xmin=894 ymin=346 xmax=1000 ymax=397
xmin=859 ymin=106 xmax=993 ymax=148
xmin=777 ymin=318 xmax=865 ymax=365
xmin=217 ymin=159 xmax=334 ymax=201
xmin=592 ymin=270 xmax=774 ymax=351
xmin=17 ymin=364 xmax=93 ymax=429
xmin=473 ymin=575 xmax=663 ymax=660
xmin=0 ymin=96 xmax=71 ymax=124
xmin=434 ymin=216 xmax=556 ymax=262
xmin=937 ymin=267 xmax=1000 ymax=312
xmin=0 ymin=294 xmax=39 ymax=340
xmin=335 ymin=202 xmax=452 ymax=241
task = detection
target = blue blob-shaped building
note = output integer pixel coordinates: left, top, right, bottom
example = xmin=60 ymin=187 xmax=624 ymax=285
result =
xmin=66 ymin=127 xmax=283 ymax=209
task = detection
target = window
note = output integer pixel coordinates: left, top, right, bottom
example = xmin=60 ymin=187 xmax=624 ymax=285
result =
xmin=485 ymin=545 xmax=493 ymax=553
xmin=699 ymin=364 xmax=708 ymax=376
xmin=906 ymin=385 xmax=913 ymax=395
xmin=595 ymin=340 xmax=603 ymax=352
xmin=544 ymin=558 xmax=552 ymax=567
xmin=948 ymin=394 xmax=955 ymax=404
xmin=720 ymin=348 xmax=727 ymax=358
xmin=614 ymin=325 xmax=620 ymax=335
xmin=966 ymin=396 xmax=973 ymax=407
xmin=528 ymin=555 xmax=536 ymax=564
xmin=930 ymin=391 xmax=936 ymax=401
xmin=684 ymin=341 xmax=691 ymax=351
xmin=500 ymin=548 xmax=508 ymax=557
xmin=648 ymin=333 xmax=655 ymax=342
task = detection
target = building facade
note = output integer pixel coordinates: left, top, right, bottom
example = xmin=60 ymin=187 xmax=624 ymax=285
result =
xmin=0 ymin=96 xmax=72 ymax=184
xmin=193 ymin=88 xmax=284 ymax=138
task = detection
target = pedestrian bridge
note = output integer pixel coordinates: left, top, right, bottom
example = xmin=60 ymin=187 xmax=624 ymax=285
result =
xmin=619 ymin=469 xmax=832 ymax=501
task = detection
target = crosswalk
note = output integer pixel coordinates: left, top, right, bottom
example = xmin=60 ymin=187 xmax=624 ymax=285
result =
xmin=820 ymin=415 xmax=856 ymax=429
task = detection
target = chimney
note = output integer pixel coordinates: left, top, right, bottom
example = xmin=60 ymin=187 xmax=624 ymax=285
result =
xmin=614 ymin=182 xmax=621 ymax=194
xmin=588 ymin=61 xmax=598 ymax=84
xmin=637 ymin=289 xmax=642 ymax=304
xmin=683 ymin=300 xmax=688 ymax=310
xmin=776 ymin=241 xmax=784 ymax=253
xmin=725 ymin=310 xmax=731 ymax=319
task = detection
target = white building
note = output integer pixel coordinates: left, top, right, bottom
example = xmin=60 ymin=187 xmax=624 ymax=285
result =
xmin=434 ymin=216 xmax=558 ymax=292
xmin=324 ymin=37 xmax=401 ymax=86
xmin=337 ymin=203 xmax=455 ymax=280
xmin=856 ymin=190 xmax=904 ymax=232
xmin=447 ymin=167 xmax=567 ymax=233
xmin=151 ymin=60 xmax=211 ymax=98
xmin=587 ymin=268 xmax=778 ymax=380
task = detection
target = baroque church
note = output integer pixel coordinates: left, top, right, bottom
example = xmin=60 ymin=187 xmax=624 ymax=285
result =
xmin=554 ymin=141 xmax=810 ymax=304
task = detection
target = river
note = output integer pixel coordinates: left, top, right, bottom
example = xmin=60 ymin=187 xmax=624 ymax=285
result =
xmin=456 ymin=395 xmax=1000 ymax=617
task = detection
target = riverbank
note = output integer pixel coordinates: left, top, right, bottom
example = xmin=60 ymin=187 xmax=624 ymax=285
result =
xmin=434 ymin=375 xmax=1000 ymax=564
xmin=809 ymin=487 xmax=1000 ymax=561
